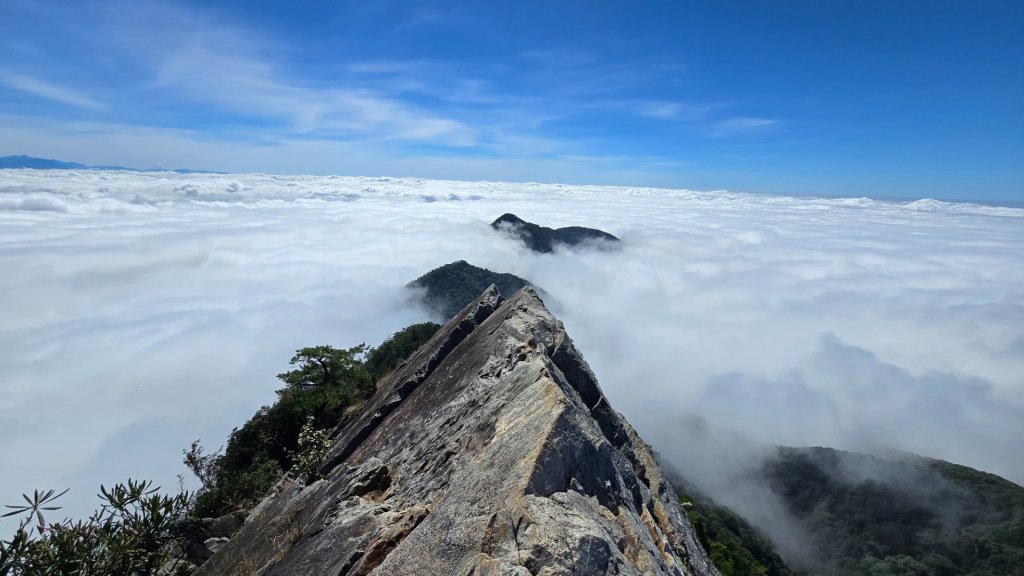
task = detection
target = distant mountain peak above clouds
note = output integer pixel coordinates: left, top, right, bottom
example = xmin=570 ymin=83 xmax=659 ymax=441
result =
xmin=0 ymin=155 xmax=89 ymax=170
xmin=491 ymin=212 xmax=620 ymax=253
xmin=406 ymin=260 xmax=538 ymax=321
xmin=0 ymin=155 xmax=217 ymax=174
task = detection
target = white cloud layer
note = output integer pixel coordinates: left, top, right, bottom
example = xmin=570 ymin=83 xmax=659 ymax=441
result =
xmin=1 ymin=169 xmax=1022 ymax=527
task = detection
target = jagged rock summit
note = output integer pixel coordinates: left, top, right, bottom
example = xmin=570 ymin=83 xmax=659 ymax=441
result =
xmin=491 ymin=213 xmax=620 ymax=254
xmin=196 ymin=286 xmax=717 ymax=576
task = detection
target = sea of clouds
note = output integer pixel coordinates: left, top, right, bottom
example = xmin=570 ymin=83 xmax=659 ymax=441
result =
xmin=1 ymin=169 xmax=1022 ymax=530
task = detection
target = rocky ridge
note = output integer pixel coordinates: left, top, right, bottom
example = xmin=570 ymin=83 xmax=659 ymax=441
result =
xmin=196 ymin=286 xmax=717 ymax=575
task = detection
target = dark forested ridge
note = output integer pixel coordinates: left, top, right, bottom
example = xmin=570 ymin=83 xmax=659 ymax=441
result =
xmin=678 ymin=490 xmax=796 ymax=576
xmin=668 ymin=445 xmax=1024 ymax=576
xmin=760 ymin=447 xmax=1024 ymax=576
xmin=491 ymin=213 xmax=619 ymax=253
xmin=406 ymin=260 xmax=535 ymax=320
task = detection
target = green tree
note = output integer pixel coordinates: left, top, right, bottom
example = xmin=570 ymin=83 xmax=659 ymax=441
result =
xmin=182 ymin=440 xmax=219 ymax=491
xmin=190 ymin=344 xmax=375 ymax=518
xmin=188 ymin=328 xmax=440 ymax=519
xmin=276 ymin=345 xmax=371 ymax=394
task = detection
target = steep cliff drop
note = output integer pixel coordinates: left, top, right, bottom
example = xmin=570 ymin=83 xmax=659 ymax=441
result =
xmin=196 ymin=286 xmax=718 ymax=576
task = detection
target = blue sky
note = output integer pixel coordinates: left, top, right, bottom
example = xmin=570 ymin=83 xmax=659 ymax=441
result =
xmin=1 ymin=0 xmax=1021 ymax=202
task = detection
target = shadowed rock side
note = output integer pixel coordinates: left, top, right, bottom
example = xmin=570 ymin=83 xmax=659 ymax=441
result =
xmin=196 ymin=286 xmax=717 ymax=576
xmin=491 ymin=213 xmax=620 ymax=254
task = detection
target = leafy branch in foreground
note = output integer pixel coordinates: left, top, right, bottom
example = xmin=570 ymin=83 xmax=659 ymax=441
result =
xmin=1 ymin=480 xmax=191 ymax=576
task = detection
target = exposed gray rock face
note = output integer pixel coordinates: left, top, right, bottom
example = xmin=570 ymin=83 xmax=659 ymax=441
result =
xmin=196 ymin=286 xmax=717 ymax=576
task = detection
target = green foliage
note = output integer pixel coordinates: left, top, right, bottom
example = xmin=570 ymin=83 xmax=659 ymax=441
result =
xmin=182 ymin=441 xmax=218 ymax=491
xmin=291 ymin=416 xmax=332 ymax=483
xmin=276 ymin=344 xmax=372 ymax=394
xmin=763 ymin=447 xmax=1024 ymax=576
xmin=188 ymin=327 xmax=438 ymax=518
xmin=1 ymin=481 xmax=191 ymax=576
xmin=190 ymin=454 xmax=280 ymax=520
xmin=189 ymin=344 xmax=374 ymax=518
xmin=3 ymin=322 xmax=444 ymax=572
xmin=363 ymin=322 xmax=441 ymax=382
xmin=678 ymin=492 xmax=795 ymax=576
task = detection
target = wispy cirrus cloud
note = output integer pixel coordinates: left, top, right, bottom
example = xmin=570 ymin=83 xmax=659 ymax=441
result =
xmin=0 ymin=0 xmax=787 ymax=180
xmin=519 ymin=47 xmax=598 ymax=67
xmin=633 ymin=101 xmax=708 ymax=120
xmin=85 ymin=1 xmax=476 ymax=145
xmin=709 ymin=116 xmax=779 ymax=137
xmin=393 ymin=11 xmax=448 ymax=33
xmin=0 ymin=69 xmax=103 ymax=110
xmin=594 ymin=99 xmax=721 ymax=121
xmin=0 ymin=114 xmax=667 ymax=184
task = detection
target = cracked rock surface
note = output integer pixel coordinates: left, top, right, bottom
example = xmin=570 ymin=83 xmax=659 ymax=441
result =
xmin=196 ymin=286 xmax=718 ymax=576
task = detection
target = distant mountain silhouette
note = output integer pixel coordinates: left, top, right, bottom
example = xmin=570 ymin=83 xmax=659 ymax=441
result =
xmin=491 ymin=213 xmax=620 ymax=253
xmin=0 ymin=155 xmax=89 ymax=170
xmin=0 ymin=155 xmax=218 ymax=173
